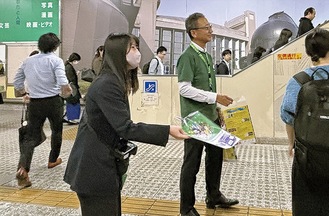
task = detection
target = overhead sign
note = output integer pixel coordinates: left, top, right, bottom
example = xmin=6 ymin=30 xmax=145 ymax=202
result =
xmin=0 ymin=0 xmax=60 ymax=42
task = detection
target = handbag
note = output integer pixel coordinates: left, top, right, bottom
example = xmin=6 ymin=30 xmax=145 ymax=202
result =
xmin=81 ymin=68 xmax=96 ymax=82
xmin=64 ymin=83 xmax=80 ymax=104
xmin=18 ymin=104 xmax=47 ymax=149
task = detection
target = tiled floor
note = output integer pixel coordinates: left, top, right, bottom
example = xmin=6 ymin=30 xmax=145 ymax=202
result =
xmin=0 ymin=104 xmax=293 ymax=215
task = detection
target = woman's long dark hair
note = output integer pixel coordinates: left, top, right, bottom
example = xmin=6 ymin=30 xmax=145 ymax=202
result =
xmin=101 ymin=33 xmax=139 ymax=95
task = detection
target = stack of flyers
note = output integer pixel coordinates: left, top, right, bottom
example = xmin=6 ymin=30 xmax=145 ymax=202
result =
xmin=179 ymin=111 xmax=241 ymax=149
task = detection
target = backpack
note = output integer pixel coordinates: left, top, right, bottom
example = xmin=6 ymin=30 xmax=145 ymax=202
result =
xmin=293 ymin=68 xmax=329 ymax=192
xmin=142 ymin=58 xmax=159 ymax=74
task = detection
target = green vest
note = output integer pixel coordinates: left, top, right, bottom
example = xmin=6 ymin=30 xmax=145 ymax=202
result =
xmin=177 ymin=46 xmax=217 ymax=121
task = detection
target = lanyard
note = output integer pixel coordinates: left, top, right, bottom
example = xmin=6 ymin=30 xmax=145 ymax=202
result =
xmin=190 ymin=43 xmax=213 ymax=91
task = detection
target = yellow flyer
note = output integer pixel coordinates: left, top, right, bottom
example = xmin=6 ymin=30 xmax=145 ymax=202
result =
xmin=222 ymin=105 xmax=255 ymax=141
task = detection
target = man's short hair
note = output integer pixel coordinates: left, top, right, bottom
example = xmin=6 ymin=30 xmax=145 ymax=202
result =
xmin=157 ymin=46 xmax=167 ymax=54
xmin=38 ymin=32 xmax=61 ymax=53
xmin=185 ymin=12 xmax=205 ymax=39
xmin=222 ymin=49 xmax=231 ymax=57
xmin=304 ymin=7 xmax=315 ymax=16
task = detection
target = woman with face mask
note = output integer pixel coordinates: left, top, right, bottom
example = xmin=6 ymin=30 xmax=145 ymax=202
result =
xmin=64 ymin=33 xmax=189 ymax=215
xmin=63 ymin=52 xmax=81 ymax=124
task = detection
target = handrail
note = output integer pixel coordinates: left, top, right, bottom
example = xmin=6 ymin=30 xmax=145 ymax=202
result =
xmin=231 ymin=20 xmax=329 ymax=77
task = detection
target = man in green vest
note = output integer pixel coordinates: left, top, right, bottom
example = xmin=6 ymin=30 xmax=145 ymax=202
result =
xmin=177 ymin=12 xmax=238 ymax=216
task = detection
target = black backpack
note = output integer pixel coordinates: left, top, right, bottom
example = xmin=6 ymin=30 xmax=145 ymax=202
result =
xmin=142 ymin=58 xmax=159 ymax=74
xmin=293 ymin=68 xmax=329 ymax=192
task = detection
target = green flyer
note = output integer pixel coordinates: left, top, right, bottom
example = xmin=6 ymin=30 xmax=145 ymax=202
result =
xmin=180 ymin=111 xmax=240 ymax=149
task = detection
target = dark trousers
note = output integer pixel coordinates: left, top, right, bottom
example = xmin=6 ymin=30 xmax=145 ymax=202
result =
xmin=18 ymin=95 xmax=64 ymax=172
xmin=78 ymin=193 xmax=121 ymax=216
xmin=292 ymin=158 xmax=329 ymax=216
xmin=180 ymin=120 xmax=223 ymax=214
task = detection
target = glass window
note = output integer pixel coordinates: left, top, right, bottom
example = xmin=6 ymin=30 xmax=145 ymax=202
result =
xmin=172 ymin=31 xmax=184 ymax=74
xmin=155 ymin=28 xmax=160 ymax=52
xmin=162 ymin=30 xmax=172 ymax=41
xmin=174 ymin=31 xmax=183 ymax=43
xmin=174 ymin=31 xmax=183 ymax=53
xmin=184 ymin=33 xmax=191 ymax=50
xmin=161 ymin=29 xmax=172 ymax=73
xmin=216 ymin=37 xmax=223 ymax=64
xmin=240 ymin=41 xmax=246 ymax=57
xmin=206 ymin=36 xmax=216 ymax=63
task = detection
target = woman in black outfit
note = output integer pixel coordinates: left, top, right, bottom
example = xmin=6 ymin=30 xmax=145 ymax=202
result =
xmin=64 ymin=33 xmax=188 ymax=216
xmin=63 ymin=52 xmax=81 ymax=124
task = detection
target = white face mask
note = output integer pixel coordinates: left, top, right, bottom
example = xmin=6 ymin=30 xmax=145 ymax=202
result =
xmin=73 ymin=60 xmax=79 ymax=65
xmin=126 ymin=49 xmax=141 ymax=69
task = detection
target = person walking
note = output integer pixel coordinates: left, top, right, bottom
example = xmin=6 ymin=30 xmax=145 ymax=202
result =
xmin=64 ymin=33 xmax=188 ymax=216
xmin=148 ymin=46 xmax=167 ymax=75
xmin=13 ymin=32 xmax=72 ymax=189
xmin=63 ymin=52 xmax=82 ymax=124
xmin=177 ymin=13 xmax=239 ymax=216
xmin=216 ymin=49 xmax=232 ymax=75
xmin=297 ymin=7 xmax=316 ymax=37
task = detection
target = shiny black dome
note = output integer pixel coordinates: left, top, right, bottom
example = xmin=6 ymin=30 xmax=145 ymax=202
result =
xmin=250 ymin=11 xmax=298 ymax=51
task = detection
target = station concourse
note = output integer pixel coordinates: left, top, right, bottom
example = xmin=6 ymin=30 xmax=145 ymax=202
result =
xmin=0 ymin=103 xmax=292 ymax=216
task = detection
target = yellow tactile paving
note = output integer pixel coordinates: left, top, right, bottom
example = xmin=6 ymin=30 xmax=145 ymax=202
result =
xmin=0 ymin=186 xmax=292 ymax=215
xmin=62 ymin=126 xmax=78 ymax=140
xmin=249 ymin=207 xmax=284 ymax=216
xmin=282 ymin=210 xmax=292 ymax=216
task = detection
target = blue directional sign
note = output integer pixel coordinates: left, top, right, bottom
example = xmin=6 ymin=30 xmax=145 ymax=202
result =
xmin=143 ymin=80 xmax=157 ymax=93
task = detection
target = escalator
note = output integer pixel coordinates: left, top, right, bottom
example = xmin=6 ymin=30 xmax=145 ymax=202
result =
xmin=218 ymin=21 xmax=329 ymax=139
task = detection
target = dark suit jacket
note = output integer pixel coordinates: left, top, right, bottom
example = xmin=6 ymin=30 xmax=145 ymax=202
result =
xmin=64 ymin=71 xmax=170 ymax=196
xmin=216 ymin=61 xmax=230 ymax=75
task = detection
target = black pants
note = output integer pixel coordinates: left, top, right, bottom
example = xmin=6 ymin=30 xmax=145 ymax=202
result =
xmin=78 ymin=193 xmax=121 ymax=216
xmin=0 ymin=93 xmax=3 ymax=104
xmin=292 ymin=158 xmax=329 ymax=216
xmin=180 ymin=119 xmax=223 ymax=214
xmin=18 ymin=95 xmax=64 ymax=172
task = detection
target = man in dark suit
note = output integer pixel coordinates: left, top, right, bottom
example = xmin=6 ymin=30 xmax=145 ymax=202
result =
xmin=216 ymin=49 xmax=232 ymax=75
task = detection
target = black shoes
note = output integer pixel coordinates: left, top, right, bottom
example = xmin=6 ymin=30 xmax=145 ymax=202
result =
xmin=206 ymin=194 xmax=239 ymax=209
xmin=181 ymin=208 xmax=200 ymax=216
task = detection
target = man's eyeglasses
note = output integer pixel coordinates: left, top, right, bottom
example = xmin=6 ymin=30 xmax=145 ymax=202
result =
xmin=192 ymin=24 xmax=212 ymax=31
